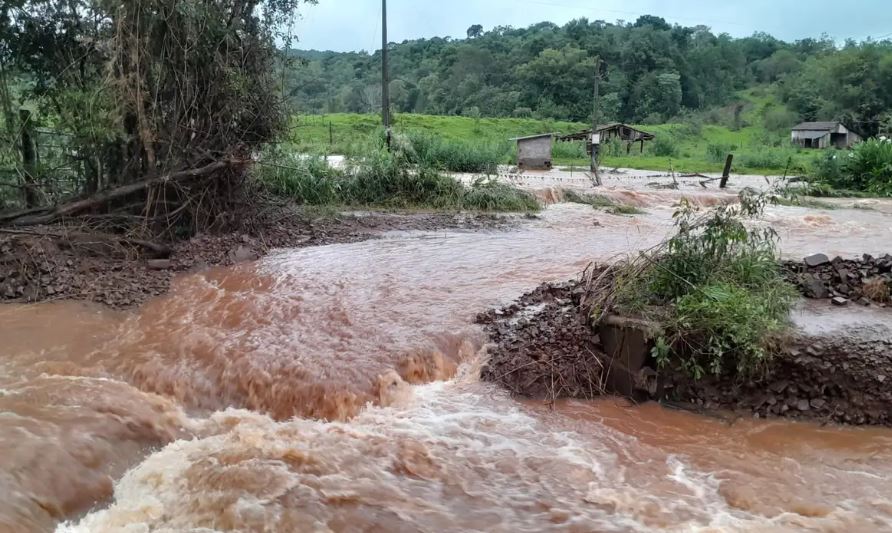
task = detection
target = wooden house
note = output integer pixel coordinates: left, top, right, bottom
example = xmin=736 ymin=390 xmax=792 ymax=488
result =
xmin=791 ymin=122 xmax=862 ymax=149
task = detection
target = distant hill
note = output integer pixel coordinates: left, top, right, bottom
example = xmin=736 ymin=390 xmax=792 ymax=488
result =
xmin=285 ymin=16 xmax=892 ymax=136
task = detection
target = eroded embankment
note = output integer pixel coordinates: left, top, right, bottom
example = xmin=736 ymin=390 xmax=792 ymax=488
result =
xmin=478 ymin=266 xmax=892 ymax=426
xmin=0 ymin=210 xmax=516 ymax=309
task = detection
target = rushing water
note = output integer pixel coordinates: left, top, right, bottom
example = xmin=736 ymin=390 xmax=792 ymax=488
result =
xmin=2 ymin=189 xmax=892 ymax=532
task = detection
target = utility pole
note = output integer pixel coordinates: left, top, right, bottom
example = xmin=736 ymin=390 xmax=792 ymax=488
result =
xmin=381 ymin=0 xmax=391 ymax=148
xmin=590 ymin=56 xmax=602 ymax=186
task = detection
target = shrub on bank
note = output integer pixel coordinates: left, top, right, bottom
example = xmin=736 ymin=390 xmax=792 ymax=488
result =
xmin=256 ymin=139 xmax=539 ymax=212
xmin=651 ymin=136 xmax=679 ymax=157
xmin=705 ymin=142 xmax=737 ymax=163
xmin=812 ymin=138 xmax=892 ymax=196
xmin=603 ymin=190 xmax=796 ymax=379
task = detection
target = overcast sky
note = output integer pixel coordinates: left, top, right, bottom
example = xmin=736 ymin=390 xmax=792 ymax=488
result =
xmin=289 ymin=0 xmax=892 ymax=52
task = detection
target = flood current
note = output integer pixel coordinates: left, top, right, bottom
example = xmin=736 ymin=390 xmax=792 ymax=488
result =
xmin=2 ymin=176 xmax=892 ymax=532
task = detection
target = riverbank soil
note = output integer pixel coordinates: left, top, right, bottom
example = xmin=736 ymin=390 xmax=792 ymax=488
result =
xmin=0 ymin=208 xmax=517 ymax=308
xmin=478 ymin=266 xmax=892 ymax=426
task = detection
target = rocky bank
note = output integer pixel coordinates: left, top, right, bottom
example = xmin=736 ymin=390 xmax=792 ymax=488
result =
xmin=478 ymin=259 xmax=892 ymax=426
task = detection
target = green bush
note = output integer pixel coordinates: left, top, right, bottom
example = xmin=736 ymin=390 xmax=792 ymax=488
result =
xmin=552 ymin=140 xmax=587 ymax=160
xmin=462 ymin=179 xmax=541 ymax=212
xmin=614 ymin=190 xmax=796 ymax=379
xmin=257 ymin=138 xmax=539 ymax=212
xmin=706 ymin=143 xmax=737 ymax=163
xmin=737 ymin=149 xmax=787 ymax=170
xmin=762 ymin=106 xmax=799 ymax=132
xmin=666 ymin=281 xmax=792 ymax=378
xmin=561 ymin=188 xmax=643 ymax=214
xmin=602 ymin=137 xmax=625 ymax=157
xmin=652 ymin=136 xmax=679 ymax=157
xmin=562 ymin=189 xmax=615 ymax=208
xmin=406 ymin=132 xmax=506 ymax=174
xmin=256 ymin=152 xmax=343 ymax=205
xmin=812 ymin=138 xmax=892 ymax=195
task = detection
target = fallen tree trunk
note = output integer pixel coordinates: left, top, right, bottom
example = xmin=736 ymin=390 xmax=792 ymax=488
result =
xmin=0 ymin=159 xmax=245 ymax=227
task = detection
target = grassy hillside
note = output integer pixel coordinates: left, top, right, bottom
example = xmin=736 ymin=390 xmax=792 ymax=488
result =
xmin=290 ymin=90 xmax=824 ymax=175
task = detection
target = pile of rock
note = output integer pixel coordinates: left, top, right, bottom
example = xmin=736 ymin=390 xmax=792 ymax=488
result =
xmin=785 ymin=253 xmax=892 ymax=306
xmin=666 ymin=333 xmax=892 ymax=425
xmin=476 ymin=279 xmax=606 ymax=399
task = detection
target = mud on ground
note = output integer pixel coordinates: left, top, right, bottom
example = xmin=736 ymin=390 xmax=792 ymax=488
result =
xmin=478 ymin=273 xmax=892 ymax=426
xmin=0 ymin=209 xmax=520 ymax=309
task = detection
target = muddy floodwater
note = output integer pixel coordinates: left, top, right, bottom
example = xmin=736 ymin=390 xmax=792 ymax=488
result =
xmin=3 ymin=177 xmax=892 ymax=532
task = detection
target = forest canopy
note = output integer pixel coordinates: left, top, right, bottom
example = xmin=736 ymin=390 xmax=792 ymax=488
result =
xmin=288 ymin=16 xmax=892 ymax=136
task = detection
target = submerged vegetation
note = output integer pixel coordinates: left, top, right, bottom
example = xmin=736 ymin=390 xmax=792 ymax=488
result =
xmin=592 ymin=190 xmax=796 ymax=380
xmin=561 ymin=189 xmax=645 ymax=215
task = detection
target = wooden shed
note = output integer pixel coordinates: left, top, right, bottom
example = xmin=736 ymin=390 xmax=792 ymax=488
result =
xmin=512 ymin=133 xmax=553 ymax=170
xmin=791 ymin=122 xmax=862 ymax=149
xmin=557 ymin=123 xmax=655 ymax=154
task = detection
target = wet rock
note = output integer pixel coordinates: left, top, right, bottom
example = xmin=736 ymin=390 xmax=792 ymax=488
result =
xmin=804 ymin=253 xmax=830 ymax=267
xmin=797 ymin=399 xmax=811 ymax=412
xmin=229 ymin=245 xmax=259 ymax=263
xmin=801 ymin=275 xmax=829 ymax=298
xmin=147 ymin=259 xmax=173 ymax=270
xmin=831 ymin=296 xmax=849 ymax=306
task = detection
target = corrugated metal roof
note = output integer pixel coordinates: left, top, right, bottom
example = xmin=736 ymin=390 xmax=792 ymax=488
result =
xmin=792 ymin=121 xmax=840 ymax=131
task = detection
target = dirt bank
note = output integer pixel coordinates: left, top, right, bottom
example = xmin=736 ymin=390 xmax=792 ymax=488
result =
xmin=478 ymin=271 xmax=892 ymax=426
xmin=1 ymin=209 xmax=520 ymax=309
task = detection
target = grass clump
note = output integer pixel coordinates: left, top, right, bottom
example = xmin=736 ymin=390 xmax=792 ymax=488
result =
xmin=257 ymin=152 xmax=344 ymax=205
xmin=461 ymin=179 xmax=541 ymax=212
xmin=595 ymin=189 xmax=796 ymax=380
xmin=561 ymin=189 xmax=644 ymax=215
xmin=771 ymin=193 xmax=836 ymax=210
xmin=256 ymin=136 xmax=539 ymax=213
xmin=606 ymin=204 xmax=645 ymax=216
xmin=406 ymin=132 xmax=507 ymax=174
xmin=652 ymin=136 xmax=679 ymax=157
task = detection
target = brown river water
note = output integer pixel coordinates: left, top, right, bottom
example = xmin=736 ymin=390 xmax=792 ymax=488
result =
xmin=3 ymin=186 xmax=892 ymax=532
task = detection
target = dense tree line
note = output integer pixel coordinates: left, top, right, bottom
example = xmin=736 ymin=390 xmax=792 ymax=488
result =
xmin=289 ymin=16 xmax=892 ymax=136
xmin=1 ymin=0 xmax=308 ymax=227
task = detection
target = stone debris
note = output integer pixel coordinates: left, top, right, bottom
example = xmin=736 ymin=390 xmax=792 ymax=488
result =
xmin=480 ymin=268 xmax=892 ymax=427
xmin=785 ymin=253 xmax=892 ymax=306
xmin=803 ymin=253 xmax=831 ymax=267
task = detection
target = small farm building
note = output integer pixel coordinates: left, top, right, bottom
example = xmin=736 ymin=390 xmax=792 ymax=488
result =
xmin=791 ymin=122 xmax=862 ymax=149
xmin=513 ymin=133 xmax=554 ymax=170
